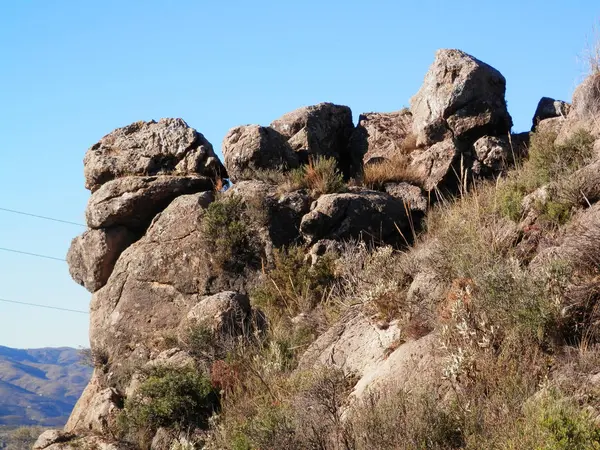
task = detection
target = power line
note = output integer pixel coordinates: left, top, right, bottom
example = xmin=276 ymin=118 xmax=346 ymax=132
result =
xmin=0 ymin=246 xmax=66 ymax=262
xmin=0 ymin=207 xmax=86 ymax=227
xmin=0 ymin=297 xmax=88 ymax=314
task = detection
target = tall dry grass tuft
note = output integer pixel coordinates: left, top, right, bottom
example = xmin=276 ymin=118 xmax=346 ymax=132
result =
xmin=361 ymin=157 xmax=421 ymax=190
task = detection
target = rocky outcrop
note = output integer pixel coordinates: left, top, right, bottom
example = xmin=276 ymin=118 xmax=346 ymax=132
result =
xmin=83 ymin=118 xmax=225 ymax=192
xmin=270 ymin=102 xmax=358 ymax=177
xmin=67 ymin=227 xmax=136 ymax=293
xmin=222 ymin=125 xmax=299 ymax=182
xmin=348 ymin=110 xmax=415 ymax=164
xmin=85 ymin=175 xmax=214 ymax=230
xmin=299 ymin=189 xmax=413 ymax=245
xmin=410 ymin=49 xmax=512 ymax=147
xmin=532 ymin=97 xmax=571 ymax=130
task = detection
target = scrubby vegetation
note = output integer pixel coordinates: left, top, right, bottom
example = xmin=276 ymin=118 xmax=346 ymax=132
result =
xmin=118 ymin=366 xmax=218 ymax=447
xmin=193 ymin=124 xmax=600 ymax=449
xmin=497 ymin=128 xmax=595 ymax=225
xmin=360 ymin=156 xmax=421 ymax=190
xmin=286 ymin=156 xmax=346 ymax=196
xmin=0 ymin=426 xmax=44 ymax=450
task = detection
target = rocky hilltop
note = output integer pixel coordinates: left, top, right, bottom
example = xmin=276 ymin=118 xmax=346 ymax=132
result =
xmin=36 ymin=50 xmax=600 ymax=449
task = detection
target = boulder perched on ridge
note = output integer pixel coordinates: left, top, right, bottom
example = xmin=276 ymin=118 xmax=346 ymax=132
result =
xmin=531 ymin=97 xmax=571 ymax=130
xmin=410 ymin=49 xmax=512 ymax=147
xmin=299 ymin=189 xmax=413 ymax=244
xmin=571 ymin=73 xmax=600 ymax=119
xmin=67 ymin=227 xmax=137 ymax=292
xmin=85 ymin=175 xmax=214 ymax=229
xmin=270 ymin=102 xmax=357 ymax=176
xmin=222 ymin=125 xmax=299 ymax=182
xmin=83 ymin=118 xmax=226 ymax=192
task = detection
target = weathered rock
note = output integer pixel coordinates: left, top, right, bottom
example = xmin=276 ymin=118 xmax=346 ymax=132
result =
xmin=536 ymin=116 xmax=566 ymax=135
xmin=222 ymin=125 xmax=299 ymax=182
xmin=34 ymin=430 xmax=75 ymax=449
xmin=532 ymin=97 xmax=571 ymax=130
xmin=348 ymin=110 xmax=415 ymax=165
xmin=410 ymin=49 xmax=512 ymax=147
xmin=67 ymin=227 xmax=137 ymax=292
xmin=84 ymin=118 xmax=226 ymax=192
xmin=383 ymin=182 xmax=428 ymax=215
xmin=571 ymin=73 xmax=600 ymax=119
xmin=182 ymin=291 xmax=251 ymax=336
xmin=36 ymin=434 xmax=130 ymax=450
xmin=86 ymin=175 xmax=214 ymax=229
xmin=88 ymin=192 xmax=227 ymax=374
xmin=299 ymin=189 xmax=412 ymax=245
xmin=408 ymin=139 xmax=460 ymax=191
xmin=471 ymin=135 xmax=511 ymax=175
xmin=270 ymin=102 xmax=357 ymax=176
xmin=298 ymin=309 xmax=440 ymax=400
xmin=307 ymin=239 xmax=343 ymax=266
xmin=225 ymin=180 xmax=311 ymax=248
xmin=65 ymin=370 xmax=122 ymax=435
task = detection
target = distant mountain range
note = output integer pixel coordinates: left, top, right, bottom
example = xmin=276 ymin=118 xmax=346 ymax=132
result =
xmin=0 ymin=346 xmax=92 ymax=426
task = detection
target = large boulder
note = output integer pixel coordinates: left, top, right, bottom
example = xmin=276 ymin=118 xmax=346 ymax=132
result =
xmin=88 ymin=192 xmax=223 ymax=373
xmin=571 ymin=73 xmax=600 ymax=120
xmin=67 ymin=227 xmax=137 ymax=293
xmin=83 ymin=118 xmax=226 ymax=192
xmin=270 ymin=102 xmax=357 ymax=177
xmin=348 ymin=109 xmax=415 ymax=165
xmin=531 ymin=97 xmax=571 ymax=130
xmin=299 ymin=189 xmax=413 ymax=245
xmin=222 ymin=125 xmax=299 ymax=182
xmin=410 ymin=49 xmax=512 ymax=147
xmin=85 ymin=175 xmax=214 ymax=229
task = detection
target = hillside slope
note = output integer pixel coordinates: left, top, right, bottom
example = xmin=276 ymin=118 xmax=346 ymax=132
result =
xmin=0 ymin=347 xmax=91 ymax=426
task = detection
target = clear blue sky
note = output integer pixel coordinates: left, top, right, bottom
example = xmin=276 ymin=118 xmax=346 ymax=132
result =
xmin=1 ymin=1 xmax=599 ymax=349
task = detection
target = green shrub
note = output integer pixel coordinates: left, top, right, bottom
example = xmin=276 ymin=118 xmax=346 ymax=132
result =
xmin=497 ymin=128 xmax=595 ymax=223
xmin=121 ymin=366 xmax=218 ymax=441
xmin=202 ymin=195 xmax=262 ymax=273
xmin=252 ymin=245 xmax=337 ymax=318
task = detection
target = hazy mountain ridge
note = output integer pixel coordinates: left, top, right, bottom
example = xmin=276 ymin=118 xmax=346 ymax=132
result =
xmin=0 ymin=346 xmax=91 ymax=426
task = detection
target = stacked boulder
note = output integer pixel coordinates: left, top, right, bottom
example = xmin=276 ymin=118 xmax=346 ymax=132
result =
xmin=67 ymin=118 xmax=225 ymax=293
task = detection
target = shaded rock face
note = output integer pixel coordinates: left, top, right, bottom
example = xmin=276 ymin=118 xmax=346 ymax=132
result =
xmin=410 ymin=49 xmax=512 ymax=147
xmin=384 ymin=182 xmax=428 ymax=215
xmin=299 ymin=189 xmax=412 ymax=245
xmin=532 ymin=97 xmax=571 ymax=130
xmin=348 ymin=109 xmax=415 ymax=164
xmin=471 ymin=135 xmax=512 ymax=176
xmin=270 ymin=102 xmax=358 ymax=177
xmin=83 ymin=118 xmax=226 ymax=192
xmin=222 ymin=125 xmax=299 ymax=182
xmin=85 ymin=175 xmax=214 ymax=230
xmin=67 ymin=227 xmax=137 ymax=293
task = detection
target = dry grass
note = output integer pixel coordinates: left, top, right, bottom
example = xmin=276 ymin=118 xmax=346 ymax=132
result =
xmin=360 ymin=157 xmax=421 ymax=190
